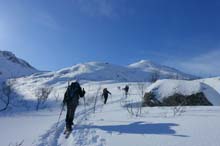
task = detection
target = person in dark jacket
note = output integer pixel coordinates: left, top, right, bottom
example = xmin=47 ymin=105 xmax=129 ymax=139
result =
xmin=63 ymin=81 xmax=85 ymax=131
xmin=123 ymin=85 xmax=129 ymax=97
xmin=102 ymin=88 xmax=111 ymax=104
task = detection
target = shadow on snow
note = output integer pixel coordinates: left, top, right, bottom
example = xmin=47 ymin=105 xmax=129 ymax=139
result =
xmin=77 ymin=121 xmax=188 ymax=137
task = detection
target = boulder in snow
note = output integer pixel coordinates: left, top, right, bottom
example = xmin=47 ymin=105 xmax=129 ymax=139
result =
xmin=143 ymin=79 xmax=220 ymax=106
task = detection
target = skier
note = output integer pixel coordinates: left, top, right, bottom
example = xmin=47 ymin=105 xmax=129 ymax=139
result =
xmin=102 ymin=88 xmax=111 ymax=104
xmin=123 ymin=85 xmax=129 ymax=97
xmin=63 ymin=81 xmax=86 ymax=132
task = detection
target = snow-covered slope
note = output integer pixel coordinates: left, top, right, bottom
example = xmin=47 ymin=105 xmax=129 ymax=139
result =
xmin=51 ymin=61 xmax=154 ymax=82
xmin=0 ymin=51 xmax=38 ymax=81
xmin=146 ymin=79 xmax=220 ymax=105
xmin=14 ymin=60 xmax=195 ymax=84
xmin=129 ymin=60 xmax=197 ymax=80
xmin=2 ymin=81 xmax=220 ymax=146
xmin=199 ymin=77 xmax=220 ymax=94
xmin=9 ymin=61 xmax=197 ymax=100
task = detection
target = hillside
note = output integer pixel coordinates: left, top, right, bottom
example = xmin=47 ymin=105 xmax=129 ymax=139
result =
xmin=1 ymin=53 xmax=220 ymax=145
xmin=1 ymin=81 xmax=220 ymax=146
xmin=9 ymin=61 xmax=197 ymax=101
xmin=0 ymin=51 xmax=38 ymax=81
xmin=13 ymin=60 xmax=196 ymax=85
xmin=129 ymin=60 xmax=196 ymax=80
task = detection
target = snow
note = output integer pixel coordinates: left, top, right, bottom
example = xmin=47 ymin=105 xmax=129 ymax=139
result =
xmin=146 ymin=79 xmax=220 ymax=105
xmin=1 ymin=81 xmax=220 ymax=146
xmin=54 ymin=61 xmax=152 ymax=82
xmin=199 ymin=77 xmax=220 ymax=93
xmin=128 ymin=60 xmax=197 ymax=80
xmin=0 ymin=109 xmax=62 ymax=146
xmin=9 ymin=60 xmax=196 ymax=87
xmin=147 ymin=79 xmax=201 ymax=98
xmin=5 ymin=60 xmax=197 ymax=104
xmin=0 ymin=55 xmax=199 ymax=111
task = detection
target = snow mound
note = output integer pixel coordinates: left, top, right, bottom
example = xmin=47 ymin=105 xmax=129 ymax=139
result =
xmin=199 ymin=77 xmax=220 ymax=94
xmin=129 ymin=60 xmax=197 ymax=80
xmin=146 ymin=79 xmax=220 ymax=106
xmin=0 ymin=50 xmax=38 ymax=81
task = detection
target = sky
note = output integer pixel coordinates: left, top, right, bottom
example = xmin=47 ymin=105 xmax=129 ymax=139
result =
xmin=0 ymin=0 xmax=220 ymax=77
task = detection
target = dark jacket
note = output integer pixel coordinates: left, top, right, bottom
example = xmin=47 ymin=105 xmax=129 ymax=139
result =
xmin=63 ymin=82 xmax=85 ymax=105
xmin=102 ymin=88 xmax=111 ymax=98
xmin=124 ymin=85 xmax=129 ymax=92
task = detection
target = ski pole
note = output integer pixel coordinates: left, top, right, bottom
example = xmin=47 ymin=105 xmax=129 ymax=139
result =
xmin=83 ymin=96 xmax=88 ymax=120
xmin=56 ymin=104 xmax=64 ymax=128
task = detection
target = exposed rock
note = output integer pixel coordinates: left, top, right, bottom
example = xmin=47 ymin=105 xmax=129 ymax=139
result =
xmin=142 ymin=92 xmax=162 ymax=107
xmin=142 ymin=92 xmax=213 ymax=106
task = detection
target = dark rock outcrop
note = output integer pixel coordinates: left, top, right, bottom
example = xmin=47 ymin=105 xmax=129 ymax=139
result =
xmin=142 ymin=92 xmax=213 ymax=107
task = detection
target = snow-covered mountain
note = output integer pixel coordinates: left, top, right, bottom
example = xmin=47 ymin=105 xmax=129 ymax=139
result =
xmin=26 ymin=60 xmax=196 ymax=83
xmin=50 ymin=61 xmax=153 ymax=82
xmin=129 ymin=60 xmax=196 ymax=80
xmin=0 ymin=51 xmax=38 ymax=81
xmin=0 ymin=49 xmax=196 ymax=82
xmin=8 ymin=61 xmax=197 ymax=101
xmin=1 ymin=54 xmax=220 ymax=146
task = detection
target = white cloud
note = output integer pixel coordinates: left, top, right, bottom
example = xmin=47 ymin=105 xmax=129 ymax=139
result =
xmin=165 ymin=49 xmax=220 ymax=77
xmin=179 ymin=50 xmax=220 ymax=76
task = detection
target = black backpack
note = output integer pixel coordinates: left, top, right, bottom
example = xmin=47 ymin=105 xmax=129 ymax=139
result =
xmin=65 ymin=82 xmax=80 ymax=102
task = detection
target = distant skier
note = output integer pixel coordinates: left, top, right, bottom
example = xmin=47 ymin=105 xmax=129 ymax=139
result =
xmin=102 ymin=88 xmax=111 ymax=104
xmin=123 ymin=85 xmax=129 ymax=97
xmin=63 ymin=81 xmax=86 ymax=132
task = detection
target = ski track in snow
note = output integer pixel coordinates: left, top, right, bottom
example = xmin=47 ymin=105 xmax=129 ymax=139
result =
xmin=36 ymin=95 xmax=183 ymax=146
xmin=36 ymin=120 xmax=65 ymax=146
xmin=36 ymin=99 xmax=122 ymax=146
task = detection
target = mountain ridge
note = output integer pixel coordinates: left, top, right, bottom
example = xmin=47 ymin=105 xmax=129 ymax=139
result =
xmin=0 ymin=50 xmax=197 ymax=82
xmin=0 ymin=50 xmax=38 ymax=81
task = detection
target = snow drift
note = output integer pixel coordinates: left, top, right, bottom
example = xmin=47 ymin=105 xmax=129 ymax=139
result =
xmin=199 ymin=77 xmax=220 ymax=94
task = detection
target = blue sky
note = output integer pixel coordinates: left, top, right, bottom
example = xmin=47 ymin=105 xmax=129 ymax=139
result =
xmin=0 ymin=0 xmax=220 ymax=76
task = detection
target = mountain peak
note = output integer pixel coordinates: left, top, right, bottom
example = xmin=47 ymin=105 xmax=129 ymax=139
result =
xmin=0 ymin=50 xmax=38 ymax=80
xmin=128 ymin=59 xmax=197 ymax=80
xmin=0 ymin=50 xmax=16 ymax=58
xmin=0 ymin=50 xmax=35 ymax=69
xmin=128 ymin=60 xmax=158 ymax=68
xmin=138 ymin=59 xmax=153 ymax=64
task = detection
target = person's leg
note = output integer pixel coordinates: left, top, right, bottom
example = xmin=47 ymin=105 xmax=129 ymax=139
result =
xmin=68 ymin=108 xmax=74 ymax=125
xmin=66 ymin=105 xmax=72 ymax=130
xmin=69 ymin=105 xmax=77 ymax=125
xmin=104 ymin=96 xmax=108 ymax=104
xmin=65 ymin=103 xmax=78 ymax=131
xmin=104 ymin=96 xmax=107 ymax=104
